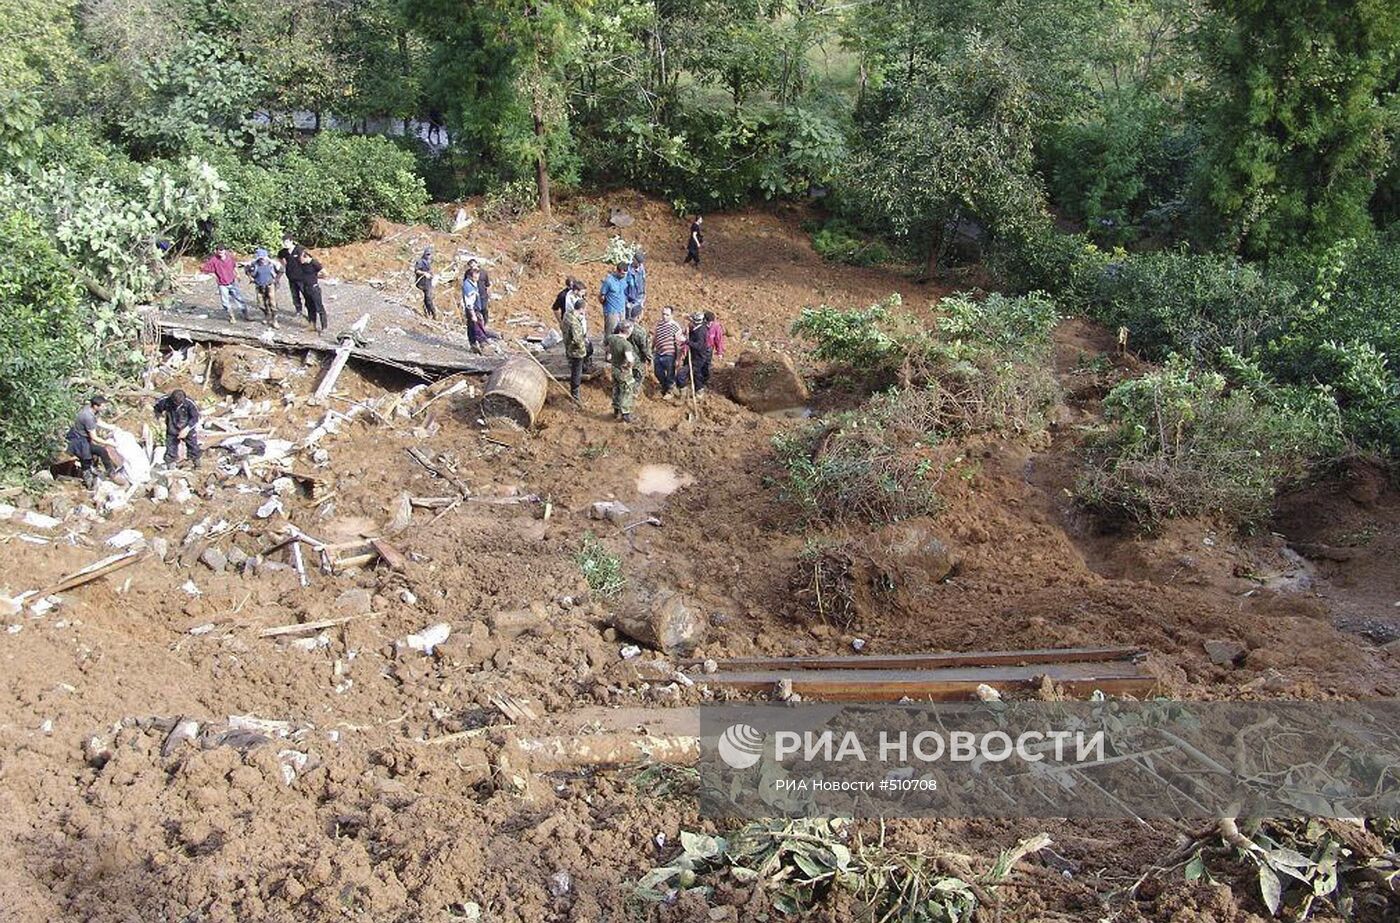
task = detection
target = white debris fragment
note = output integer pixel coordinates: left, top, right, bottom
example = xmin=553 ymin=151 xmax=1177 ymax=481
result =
xmin=0 ymin=595 xmax=21 ymax=618
xmin=402 ymin=623 xmax=451 ymax=655
xmin=271 ymin=477 xmax=297 ymax=496
xmin=18 ymin=510 xmax=61 ymax=530
xmin=975 ymin=683 xmax=1003 ymax=703
xmin=105 ymin=528 xmax=145 ymax=549
xmin=256 ymin=497 xmax=284 ymax=519
xmin=619 ymin=644 xmax=641 ymax=660
xmin=289 ymin=632 xmax=331 ymax=652
xmin=851 ymin=638 xmax=866 ymax=652
xmin=107 ymin=427 xmax=152 ymax=484
xmin=188 ymin=623 xmax=216 ymax=635
xmin=399 ymin=589 xmax=417 ymax=605
xmin=170 ymin=479 xmax=194 ymax=504
xmin=29 ymin=596 xmax=61 ymax=616
xmin=5 ymin=624 xmax=21 ymax=635
xmin=181 ymin=580 xmax=202 ymax=597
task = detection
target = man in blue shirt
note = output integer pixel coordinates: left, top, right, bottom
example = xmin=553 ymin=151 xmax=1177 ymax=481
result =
xmin=599 ymin=262 xmax=628 ymax=336
xmin=625 ymin=254 xmax=647 ymax=321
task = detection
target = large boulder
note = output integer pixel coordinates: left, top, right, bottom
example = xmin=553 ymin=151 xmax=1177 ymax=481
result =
xmin=727 ymin=352 xmax=809 ymax=413
xmin=213 ymin=345 xmax=286 ymax=397
xmin=606 ymin=583 xmax=705 ymax=655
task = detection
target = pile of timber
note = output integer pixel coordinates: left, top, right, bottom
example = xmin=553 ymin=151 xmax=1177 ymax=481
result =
xmin=694 ymin=646 xmax=1154 ymax=702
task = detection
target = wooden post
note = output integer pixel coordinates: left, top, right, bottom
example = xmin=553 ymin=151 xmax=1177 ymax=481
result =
xmin=311 ymin=314 xmax=370 ymax=405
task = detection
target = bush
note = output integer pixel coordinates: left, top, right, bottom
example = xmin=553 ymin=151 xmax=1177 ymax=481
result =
xmin=1076 ymin=357 xmax=1341 ymax=529
xmin=809 ymin=219 xmax=892 ymax=266
xmin=0 ymin=212 xmax=85 ymax=475
xmin=575 ymin=532 xmax=625 ymax=598
xmin=773 ymin=408 xmax=941 ymax=526
xmin=205 ymin=133 xmax=430 ymax=250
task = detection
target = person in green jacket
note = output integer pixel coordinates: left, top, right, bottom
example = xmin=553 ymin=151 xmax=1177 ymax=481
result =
xmin=561 ymin=301 xmax=590 ymax=402
xmin=606 ymin=320 xmax=641 ymax=423
xmin=626 ymin=317 xmax=652 ymax=388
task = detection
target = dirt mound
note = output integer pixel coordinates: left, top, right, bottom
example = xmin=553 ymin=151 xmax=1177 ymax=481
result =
xmin=212 ymin=344 xmax=290 ymax=397
xmin=724 ymin=351 xmax=809 ymax=412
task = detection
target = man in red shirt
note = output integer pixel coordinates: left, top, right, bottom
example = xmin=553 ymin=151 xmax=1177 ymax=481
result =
xmin=200 ymin=245 xmax=253 ymax=322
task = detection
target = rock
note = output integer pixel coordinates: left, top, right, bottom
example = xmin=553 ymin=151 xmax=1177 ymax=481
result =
xmin=47 ymin=495 xmax=74 ymax=518
xmin=256 ymin=497 xmax=284 ymax=519
xmin=489 ymin=603 xmax=550 ymax=639
xmin=607 ymin=207 xmax=634 ymax=228
xmin=702 ymin=658 xmax=718 ymax=675
xmin=150 ymin=483 xmax=169 ymax=503
xmin=226 ymin=546 xmax=249 ymax=569
xmin=590 ymin=500 xmax=630 ymax=523
xmin=83 ymin=735 xmax=113 ymax=769
xmin=606 ymin=584 xmax=706 ymax=656
xmin=619 ymin=644 xmax=641 ymax=660
xmin=774 ymin=678 xmax=794 ymax=701
xmin=548 ymin=871 xmax=573 ymax=897
xmin=851 ymin=639 xmax=866 ymax=652
xmin=334 ymin=588 xmax=374 ymax=616
xmin=161 ymin=718 xmax=201 ymax=757
xmin=19 ymin=510 xmax=62 ymax=530
xmin=726 ymin=352 xmax=810 ymax=413
xmin=199 ymin=547 xmax=228 ymax=572
xmin=399 ymin=589 xmax=417 ymax=605
xmin=975 ymin=683 xmax=1002 ymax=702
xmin=1204 ymin=638 xmax=1246 ymax=667
xmin=402 ymin=623 xmax=451 ymax=655
xmin=213 ymin=345 xmax=286 ymax=397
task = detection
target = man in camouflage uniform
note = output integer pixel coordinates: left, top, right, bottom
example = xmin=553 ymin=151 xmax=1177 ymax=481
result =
xmin=606 ymin=319 xmax=641 ymax=423
xmin=626 ymin=317 xmax=652 ymax=389
xmin=561 ymin=298 xmax=590 ymax=402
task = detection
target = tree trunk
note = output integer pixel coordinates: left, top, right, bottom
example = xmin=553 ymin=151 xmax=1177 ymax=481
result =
xmin=533 ymin=109 xmax=551 ymax=218
xmin=924 ymin=229 xmax=944 ymax=281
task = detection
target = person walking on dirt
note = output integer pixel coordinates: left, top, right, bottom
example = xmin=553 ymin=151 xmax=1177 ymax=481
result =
xmin=606 ymin=319 xmax=642 ymax=423
xmin=414 ymin=247 xmax=436 ymax=319
xmin=246 ymin=248 xmax=282 ymax=328
xmin=651 ymin=306 xmax=682 ymax=397
xmin=66 ymin=395 xmax=117 ymax=488
xmin=278 ymin=237 xmax=308 ymax=318
xmin=468 ymin=258 xmax=493 ymax=325
xmin=299 ymin=249 xmax=328 ymax=333
xmin=154 ymin=389 xmax=201 ymax=468
xmin=684 ymin=216 xmax=704 ymax=267
xmin=625 ymin=254 xmax=647 ymax=321
xmin=599 ymin=262 xmax=628 ymax=336
xmin=683 ymin=312 xmax=713 ymax=394
xmin=461 ymin=265 xmax=485 ymax=352
xmin=561 ymin=297 xmax=591 ymax=402
xmin=201 ymin=245 xmax=253 ymax=322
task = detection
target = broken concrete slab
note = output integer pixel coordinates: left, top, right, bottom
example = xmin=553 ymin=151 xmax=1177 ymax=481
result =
xmin=1203 ymin=638 xmax=1247 ymax=666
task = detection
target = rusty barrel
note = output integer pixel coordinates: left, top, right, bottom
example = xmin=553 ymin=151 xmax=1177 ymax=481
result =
xmin=482 ymin=356 xmax=548 ymax=429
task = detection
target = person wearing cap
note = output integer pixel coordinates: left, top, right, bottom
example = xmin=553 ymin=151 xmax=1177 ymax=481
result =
xmin=625 ymin=254 xmax=647 ymax=321
xmin=651 ymin=306 xmax=682 ymax=397
xmin=66 ymin=395 xmax=117 ymax=487
xmin=682 ymin=311 xmax=713 ymax=394
xmin=153 ymin=388 xmax=202 ymax=467
xmin=414 ymin=247 xmax=436 ymax=319
xmin=201 ymin=245 xmax=253 ymax=322
xmin=246 ymin=247 xmax=282 ymax=328
xmin=278 ymin=237 xmax=308 ymax=318
xmin=605 ymin=318 xmax=642 ymax=423
xmin=599 ymin=262 xmax=628 ymax=336
xmin=461 ymin=265 xmax=484 ymax=352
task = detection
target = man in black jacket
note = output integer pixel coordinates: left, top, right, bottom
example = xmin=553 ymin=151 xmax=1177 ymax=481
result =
xmin=685 ymin=312 xmax=713 ymax=394
xmin=278 ymin=237 xmax=307 ymax=317
xmin=154 ymin=389 xmax=201 ymax=467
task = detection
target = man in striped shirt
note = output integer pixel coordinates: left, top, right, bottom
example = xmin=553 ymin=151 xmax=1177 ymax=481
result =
xmin=651 ymin=306 xmax=682 ymax=397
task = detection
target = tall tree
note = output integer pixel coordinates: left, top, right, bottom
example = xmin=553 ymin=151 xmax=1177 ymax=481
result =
xmin=1197 ymin=0 xmax=1400 ymax=255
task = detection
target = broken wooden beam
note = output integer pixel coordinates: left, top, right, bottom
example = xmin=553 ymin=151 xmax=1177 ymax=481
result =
xmin=258 ymin=612 xmax=381 ymax=637
xmin=698 ymin=661 xmax=1156 ymax=703
xmin=310 ymin=313 xmax=370 ymax=405
xmin=499 ymin=731 xmax=700 ymax=774
xmin=27 ymin=549 xmax=146 ymax=600
xmin=692 ymin=646 xmax=1147 ymax=673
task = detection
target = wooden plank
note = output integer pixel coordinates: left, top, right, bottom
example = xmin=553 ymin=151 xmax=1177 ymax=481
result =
xmin=369 ymin=538 xmax=408 ymax=572
xmin=258 ymin=612 xmax=380 ymax=637
xmin=693 ymin=646 xmax=1146 ymax=673
xmin=311 ymin=314 xmax=370 ymax=405
xmin=699 ymin=662 xmax=1156 ymax=703
xmin=28 ymin=550 xmax=146 ymax=600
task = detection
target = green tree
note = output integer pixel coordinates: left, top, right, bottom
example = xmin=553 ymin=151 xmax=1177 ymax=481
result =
xmin=1196 ymin=0 xmax=1400 ymax=255
xmin=0 ymin=212 xmax=86 ymax=476
xmin=845 ymin=36 xmax=1046 ymax=276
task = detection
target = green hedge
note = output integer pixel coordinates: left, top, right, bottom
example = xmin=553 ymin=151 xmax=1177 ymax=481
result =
xmin=203 ymin=134 xmax=430 ymax=250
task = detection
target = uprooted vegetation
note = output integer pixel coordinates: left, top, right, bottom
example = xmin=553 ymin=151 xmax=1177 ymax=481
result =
xmin=777 ymin=292 xmax=1059 ymax=524
xmin=636 ymin=818 xmax=1051 ymax=921
xmin=1076 ymin=355 xmax=1343 ymax=530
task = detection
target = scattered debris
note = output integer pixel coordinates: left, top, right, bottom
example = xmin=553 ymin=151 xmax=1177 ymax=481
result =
xmin=402 ymin=623 xmax=451 ymax=655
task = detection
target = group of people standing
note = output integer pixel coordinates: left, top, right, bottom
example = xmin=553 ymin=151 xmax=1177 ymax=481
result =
xmin=554 ymin=265 xmax=725 ymax=423
xmin=200 ymin=238 xmax=328 ymax=333
xmin=413 ymin=250 xmax=502 ymax=354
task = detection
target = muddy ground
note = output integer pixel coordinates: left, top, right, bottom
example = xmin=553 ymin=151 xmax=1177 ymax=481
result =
xmin=2 ymin=193 xmax=1398 ymax=922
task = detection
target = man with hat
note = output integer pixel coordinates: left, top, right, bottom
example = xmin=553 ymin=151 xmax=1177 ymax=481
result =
xmin=682 ymin=312 xmax=714 ymax=395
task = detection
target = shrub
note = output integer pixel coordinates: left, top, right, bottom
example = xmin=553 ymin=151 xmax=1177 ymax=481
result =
xmin=1076 ymin=357 xmax=1341 ymax=529
xmin=0 ymin=211 xmax=85 ymax=475
xmin=809 ymin=219 xmax=892 ymax=266
xmin=575 ymin=532 xmax=625 ymax=598
xmin=790 ymin=294 xmax=920 ymax=374
xmin=205 ymin=134 xmax=430 ymax=250
xmin=1086 ymin=250 xmax=1297 ymax=363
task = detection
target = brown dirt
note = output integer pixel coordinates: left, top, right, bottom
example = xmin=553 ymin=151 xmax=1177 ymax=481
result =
xmin=3 ymin=195 xmax=1397 ymax=922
